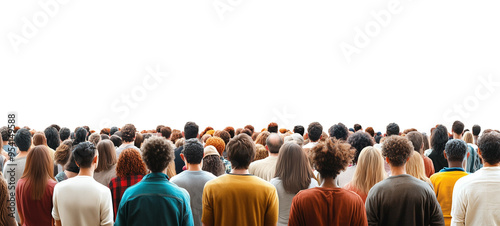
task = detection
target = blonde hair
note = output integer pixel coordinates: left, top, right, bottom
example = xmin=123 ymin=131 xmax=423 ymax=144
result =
xmin=350 ymin=147 xmax=386 ymax=194
xmin=406 ymin=151 xmax=431 ymax=184
xmin=463 ymin=132 xmax=473 ymax=144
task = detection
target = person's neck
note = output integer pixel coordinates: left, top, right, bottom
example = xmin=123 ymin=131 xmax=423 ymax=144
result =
xmin=185 ymin=163 xmax=202 ymax=171
xmin=231 ymin=168 xmax=250 ymax=175
xmin=2 ymin=141 xmax=8 ymax=146
xmin=389 ymin=165 xmax=406 ymax=176
xmin=484 ymin=162 xmax=500 ymax=167
xmin=269 ymin=153 xmax=279 ymax=157
xmin=320 ymin=177 xmax=339 ymax=188
xmin=65 ymin=170 xmax=78 ymax=178
xmin=16 ymin=151 xmax=28 ymax=158
xmin=78 ymin=167 xmax=94 ymax=177
xmin=453 ymin=133 xmax=462 ymax=140
xmin=122 ymin=141 xmax=134 ymax=146
xmin=447 ymin=161 xmax=463 ymax=168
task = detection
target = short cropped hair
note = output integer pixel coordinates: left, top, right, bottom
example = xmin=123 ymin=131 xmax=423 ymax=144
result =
xmin=227 ymin=134 xmax=255 ymax=169
xmin=160 ymin=126 xmax=172 ymax=139
xmin=268 ymin=122 xmax=278 ymax=133
xmin=382 ymin=136 xmax=414 ymax=167
xmin=406 ymin=131 xmax=423 ymax=153
xmin=452 ymin=120 xmax=465 ymax=135
xmin=354 ymin=124 xmax=362 ymax=132
xmin=110 ymin=127 xmax=119 ymax=136
xmin=347 ymin=131 xmax=374 ymax=164
xmin=141 ymin=137 xmax=174 ymax=173
xmin=386 ymin=123 xmax=400 ymax=136
xmin=121 ymin=124 xmax=137 ymax=142
xmin=184 ymin=122 xmax=199 ymax=139
xmin=478 ymin=132 xmax=500 ymax=165
xmin=182 ymin=138 xmax=204 ymax=164
xmin=293 ymin=125 xmax=305 ymax=136
xmin=15 ymin=128 xmax=32 ymax=151
xmin=472 ymin=124 xmax=481 ymax=136
xmin=307 ymin=122 xmax=323 ymax=142
xmin=329 ymin=123 xmax=348 ymax=141
xmin=59 ymin=127 xmax=71 ymax=141
xmin=310 ymin=138 xmax=354 ymax=179
xmin=72 ymin=142 xmax=97 ymax=168
xmin=445 ymin=139 xmax=467 ymax=162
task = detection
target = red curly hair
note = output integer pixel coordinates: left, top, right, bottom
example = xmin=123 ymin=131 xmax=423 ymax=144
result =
xmin=116 ymin=148 xmax=147 ymax=178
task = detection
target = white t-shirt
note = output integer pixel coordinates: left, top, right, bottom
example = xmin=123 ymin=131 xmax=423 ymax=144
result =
xmin=52 ymin=175 xmax=114 ymax=226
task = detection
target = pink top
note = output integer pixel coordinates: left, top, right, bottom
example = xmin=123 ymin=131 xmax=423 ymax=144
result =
xmin=16 ymin=178 xmax=57 ymax=226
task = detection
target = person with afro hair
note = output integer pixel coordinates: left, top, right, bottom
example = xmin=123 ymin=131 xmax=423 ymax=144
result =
xmin=288 ymin=138 xmax=367 ymax=226
xmin=366 ymin=136 xmax=444 ymax=226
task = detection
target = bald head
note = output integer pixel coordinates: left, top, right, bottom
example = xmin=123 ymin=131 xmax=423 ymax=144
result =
xmin=266 ymin=133 xmax=283 ymax=154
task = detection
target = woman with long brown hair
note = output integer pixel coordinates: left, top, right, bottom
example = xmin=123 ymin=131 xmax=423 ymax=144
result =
xmin=15 ymin=145 xmax=57 ymax=226
xmin=270 ymin=142 xmax=318 ymax=226
xmin=94 ymin=140 xmax=118 ymax=186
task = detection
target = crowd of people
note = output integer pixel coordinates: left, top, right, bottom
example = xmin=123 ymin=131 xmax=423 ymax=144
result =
xmin=0 ymin=120 xmax=499 ymax=226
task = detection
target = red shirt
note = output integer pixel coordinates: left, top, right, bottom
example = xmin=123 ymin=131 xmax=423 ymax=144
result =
xmin=289 ymin=187 xmax=367 ymax=226
xmin=15 ymin=178 xmax=57 ymax=226
xmin=108 ymin=175 xmax=144 ymax=220
xmin=423 ymin=155 xmax=435 ymax=178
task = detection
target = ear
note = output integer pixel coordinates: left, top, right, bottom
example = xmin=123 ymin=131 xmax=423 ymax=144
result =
xmin=478 ymin=148 xmax=482 ymax=157
xmin=265 ymin=145 xmax=269 ymax=151
xmin=93 ymin=155 xmax=98 ymax=164
xmin=385 ymin=157 xmax=390 ymax=165
xmin=182 ymin=132 xmax=185 ymax=137
xmin=180 ymin=153 xmax=185 ymax=162
xmin=443 ymin=150 xmax=448 ymax=160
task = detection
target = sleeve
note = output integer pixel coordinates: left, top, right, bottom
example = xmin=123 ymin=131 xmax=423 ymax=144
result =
xmin=365 ymin=189 xmax=379 ymax=226
xmin=52 ymin=185 xmax=60 ymax=221
xmin=264 ymin=187 xmax=279 ymax=226
xmin=288 ymin=193 xmax=303 ymax=226
xmin=427 ymin=190 xmax=445 ymax=226
xmin=201 ymin=184 xmax=214 ymax=225
xmin=450 ymin=180 xmax=466 ymax=226
xmin=100 ymin=189 xmax=114 ymax=226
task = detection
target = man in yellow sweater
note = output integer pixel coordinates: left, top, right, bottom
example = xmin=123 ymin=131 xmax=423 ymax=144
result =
xmin=430 ymin=139 xmax=468 ymax=226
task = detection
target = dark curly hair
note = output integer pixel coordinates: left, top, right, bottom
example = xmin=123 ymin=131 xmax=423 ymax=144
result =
xmin=382 ymin=136 xmax=414 ymax=167
xmin=202 ymin=155 xmax=225 ymax=176
xmin=478 ymin=132 xmax=500 ymax=165
xmin=268 ymin=122 xmax=278 ymax=133
xmin=141 ymin=136 xmax=174 ymax=173
xmin=307 ymin=122 xmax=323 ymax=142
xmin=310 ymin=138 xmax=354 ymax=179
xmin=116 ymin=148 xmax=147 ymax=177
xmin=347 ymin=131 xmax=374 ymax=164
xmin=121 ymin=124 xmax=137 ymax=142
xmin=445 ymin=139 xmax=467 ymax=162
xmin=329 ymin=123 xmax=349 ymax=141
xmin=183 ymin=138 xmax=204 ymax=164
xmin=214 ymin=130 xmax=231 ymax=145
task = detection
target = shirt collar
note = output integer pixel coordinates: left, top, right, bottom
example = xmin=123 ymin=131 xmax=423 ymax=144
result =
xmin=143 ymin=172 xmax=169 ymax=181
xmin=439 ymin=167 xmax=465 ymax=172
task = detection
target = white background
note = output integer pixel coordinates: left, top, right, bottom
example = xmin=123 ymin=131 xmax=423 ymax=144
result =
xmin=1 ymin=0 xmax=500 ymax=134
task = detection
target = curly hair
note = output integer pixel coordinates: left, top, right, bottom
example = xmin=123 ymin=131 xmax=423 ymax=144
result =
xmin=328 ymin=123 xmax=349 ymax=141
xmin=200 ymin=126 xmax=214 ymax=137
xmin=170 ymin=129 xmax=183 ymax=144
xmin=347 ymin=131 xmax=374 ymax=164
xmin=382 ymin=136 xmax=414 ymax=167
xmin=478 ymin=132 xmax=500 ymax=165
xmin=254 ymin=144 xmax=269 ymax=161
xmin=267 ymin=122 xmax=278 ymax=133
xmin=224 ymin=127 xmax=235 ymax=138
xmin=121 ymin=124 xmax=137 ymax=142
xmin=54 ymin=140 xmax=73 ymax=166
xmin=214 ymin=130 xmax=231 ymax=145
xmin=141 ymin=137 xmax=174 ymax=172
xmin=386 ymin=123 xmax=400 ymax=136
xmin=310 ymin=138 xmax=354 ymax=179
xmin=445 ymin=139 xmax=467 ymax=162
xmin=202 ymin=155 xmax=225 ymax=176
xmin=205 ymin=137 xmax=226 ymax=156
xmin=116 ymin=148 xmax=147 ymax=177
xmin=255 ymin=131 xmax=270 ymax=146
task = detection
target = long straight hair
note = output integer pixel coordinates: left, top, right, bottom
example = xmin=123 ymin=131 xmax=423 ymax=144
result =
xmin=95 ymin=140 xmax=117 ymax=172
xmin=406 ymin=151 xmax=431 ymax=184
xmin=350 ymin=147 xmax=386 ymax=194
xmin=274 ymin=142 xmax=314 ymax=194
xmin=21 ymin=145 xmax=55 ymax=200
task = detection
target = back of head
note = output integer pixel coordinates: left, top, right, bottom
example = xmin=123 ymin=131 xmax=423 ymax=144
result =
xmin=205 ymin=137 xmax=225 ymax=156
xmin=347 ymin=131 xmax=374 ymax=164
xmin=134 ymin=132 xmax=143 ymax=148
xmin=72 ymin=142 xmax=97 ymax=169
xmin=254 ymin=144 xmax=269 ymax=161
xmin=431 ymin=125 xmax=449 ymax=153
xmin=32 ymin=132 xmax=47 ymax=146
xmin=116 ymin=148 xmax=147 ymax=178
xmin=406 ymin=131 xmax=423 ymax=153
xmin=293 ymin=125 xmax=305 ymax=136
xmin=266 ymin=133 xmax=284 ymax=154
xmin=214 ymin=130 xmax=231 ymax=145
xmin=22 ymin=145 xmax=54 ymax=200
xmin=452 ymin=120 xmax=465 ymax=135
xmin=224 ymin=127 xmax=235 ymax=138
xmin=352 ymin=147 xmax=386 ymax=194
xmin=275 ymin=142 xmax=312 ymax=194
xmin=328 ymin=123 xmax=348 ymax=141
xmin=141 ymin=137 xmax=174 ymax=173
xmin=244 ymin=125 xmax=255 ymax=134
xmin=386 ymin=123 xmax=400 ymax=136
xmin=184 ymin=121 xmax=199 ymax=139
xmin=382 ymin=136 xmax=414 ymax=167
xmin=285 ymin=133 xmax=305 ymax=146
xmin=73 ymin=127 xmax=88 ymax=145
xmin=1 ymin=126 xmax=10 ymax=141
xmin=311 ymin=138 xmax=354 ymax=179
xmin=406 ymin=151 xmax=429 ymax=183
xmin=15 ymin=128 xmax=32 ymax=152
xmin=307 ymin=122 xmax=323 ymax=142
xmin=478 ymin=132 xmax=500 ymax=165
xmin=227 ymin=134 xmax=255 ymax=169
xmin=59 ymin=127 xmax=71 ymax=141
xmin=160 ymin=126 xmax=172 ymax=139
xmin=95 ymin=140 xmax=117 ymax=172
xmin=354 ymin=124 xmax=362 ymax=132
xmin=55 ymin=140 xmax=73 ymax=166
xmin=156 ymin=125 xmax=165 ymax=133
xmin=365 ymin=127 xmax=375 ymax=137
xmin=110 ymin=127 xmax=119 ymax=136
xmin=44 ymin=126 xmax=60 ymax=150
xmin=183 ymin=138 xmax=204 ymax=164
xmin=121 ymin=124 xmax=137 ymax=142
xmin=445 ymin=139 xmax=467 ymax=162
xmin=472 ymin=124 xmax=481 ymax=136
xmin=268 ymin=122 xmax=278 ymax=133
xmin=88 ymin=133 xmax=101 ymax=147
xmin=463 ymin=132 xmax=474 ymax=144
xmin=255 ymin=131 xmax=270 ymax=146
xmin=110 ymin=135 xmax=123 ymax=147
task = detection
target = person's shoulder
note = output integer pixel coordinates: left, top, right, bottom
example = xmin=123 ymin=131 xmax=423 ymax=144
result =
xmin=269 ymin=177 xmax=280 ymax=185
xmin=341 ymin=188 xmax=365 ymax=203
